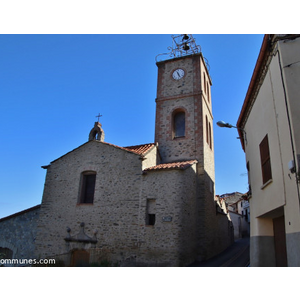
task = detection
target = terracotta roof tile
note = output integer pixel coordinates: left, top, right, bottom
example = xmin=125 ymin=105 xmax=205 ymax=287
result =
xmin=99 ymin=142 xmax=155 ymax=155
xmin=144 ymin=160 xmax=197 ymax=171
xmin=123 ymin=143 xmax=156 ymax=155
xmin=50 ymin=142 xmax=156 ymax=164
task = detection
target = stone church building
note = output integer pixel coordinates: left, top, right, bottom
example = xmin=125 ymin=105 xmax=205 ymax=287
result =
xmin=1 ymin=35 xmax=233 ymax=266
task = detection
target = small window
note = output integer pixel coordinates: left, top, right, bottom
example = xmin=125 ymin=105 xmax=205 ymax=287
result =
xmin=246 ymin=161 xmax=252 ymax=194
xmin=206 ymin=116 xmax=209 ymax=144
xmin=207 ymin=82 xmax=210 ymax=102
xmin=79 ymin=172 xmax=96 ymax=204
xmin=146 ymin=199 xmax=156 ymax=226
xmin=206 ymin=115 xmax=212 ymax=149
xmin=259 ymin=134 xmax=272 ymax=184
xmin=209 ymin=122 xmax=212 ymax=149
xmin=147 ymin=214 xmax=156 ymax=226
xmin=173 ymin=111 xmax=185 ymax=138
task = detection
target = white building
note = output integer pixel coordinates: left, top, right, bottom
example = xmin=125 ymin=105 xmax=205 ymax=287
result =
xmin=237 ymin=34 xmax=300 ymax=266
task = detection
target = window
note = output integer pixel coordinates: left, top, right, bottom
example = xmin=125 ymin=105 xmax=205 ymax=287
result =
xmin=246 ymin=161 xmax=252 ymax=194
xmin=209 ymin=122 xmax=212 ymax=149
xmin=206 ymin=115 xmax=209 ymax=144
xmin=79 ymin=172 xmax=96 ymax=204
xmin=147 ymin=214 xmax=156 ymax=226
xmin=259 ymin=134 xmax=272 ymax=184
xmin=207 ymin=82 xmax=210 ymax=102
xmin=206 ymin=115 xmax=212 ymax=149
xmin=173 ymin=111 xmax=185 ymax=138
xmin=146 ymin=199 xmax=156 ymax=226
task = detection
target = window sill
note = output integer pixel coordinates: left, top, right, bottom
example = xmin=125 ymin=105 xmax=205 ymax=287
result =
xmin=261 ymin=179 xmax=273 ymax=190
xmin=173 ymin=136 xmax=185 ymax=140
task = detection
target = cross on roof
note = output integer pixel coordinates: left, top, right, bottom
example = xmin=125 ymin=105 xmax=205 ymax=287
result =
xmin=95 ymin=113 xmax=102 ymax=122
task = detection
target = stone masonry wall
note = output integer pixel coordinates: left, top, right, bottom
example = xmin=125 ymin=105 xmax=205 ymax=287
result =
xmin=0 ymin=205 xmax=40 ymax=265
xmin=137 ymin=165 xmax=198 ymax=266
xmin=35 ymin=141 xmax=144 ymax=264
xmin=35 ymin=139 xmax=204 ymax=266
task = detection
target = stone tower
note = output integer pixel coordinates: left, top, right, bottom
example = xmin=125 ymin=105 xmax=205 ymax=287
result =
xmin=155 ymin=34 xmax=215 ymax=195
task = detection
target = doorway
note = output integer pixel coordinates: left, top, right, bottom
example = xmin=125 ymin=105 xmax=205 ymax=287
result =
xmin=273 ymin=216 xmax=287 ymax=267
xmin=71 ymin=249 xmax=90 ymax=267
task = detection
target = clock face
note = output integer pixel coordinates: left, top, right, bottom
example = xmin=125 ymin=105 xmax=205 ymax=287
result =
xmin=172 ymin=68 xmax=185 ymax=80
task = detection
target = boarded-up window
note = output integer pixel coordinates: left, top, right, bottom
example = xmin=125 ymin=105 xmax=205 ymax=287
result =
xmin=259 ymin=135 xmax=272 ymax=184
xmin=174 ymin=111 xmax=185 ymax=138
xmin=79 ymin=172 xmax=96 ymax=204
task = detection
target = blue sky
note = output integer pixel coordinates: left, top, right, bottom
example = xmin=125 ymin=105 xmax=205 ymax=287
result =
xmin=0 ymin=34 xmax=264 ymax=218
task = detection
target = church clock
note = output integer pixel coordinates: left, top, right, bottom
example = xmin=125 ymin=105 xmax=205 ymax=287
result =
xmin=172 ymin=68 xmax=185 ymax=80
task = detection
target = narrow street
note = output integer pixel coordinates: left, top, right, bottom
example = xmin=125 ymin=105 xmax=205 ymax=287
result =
xmin=189 ymin=237 xmax=250 ymax=267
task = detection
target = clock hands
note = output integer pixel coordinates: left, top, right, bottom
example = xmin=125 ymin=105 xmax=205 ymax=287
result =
xmin=172 ymin=69 xmax=184 ymax=80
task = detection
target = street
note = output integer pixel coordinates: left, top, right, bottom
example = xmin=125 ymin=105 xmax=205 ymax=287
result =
xmin=189 ymin=237 xmax=250 ymax=267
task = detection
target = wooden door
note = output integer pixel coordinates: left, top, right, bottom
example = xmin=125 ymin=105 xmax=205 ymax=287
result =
xmin=273 ymin=216 xmax=287 ymax=267
xmin=71 ymin=249 xmax=90 ymax=267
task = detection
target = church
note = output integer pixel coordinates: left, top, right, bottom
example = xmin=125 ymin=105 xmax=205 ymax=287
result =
xmin=1 ymin=35 xmax=233 ymax=266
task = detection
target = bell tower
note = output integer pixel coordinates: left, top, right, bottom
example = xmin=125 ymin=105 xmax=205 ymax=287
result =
xmin=155 ymin=34 xmax=214 ymax=187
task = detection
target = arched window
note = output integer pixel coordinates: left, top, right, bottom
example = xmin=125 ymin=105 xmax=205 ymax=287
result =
xmin=173 ymin=110 xmax=185 ymax=138
xmin=79 ymin=171 xmax=96 ymax=204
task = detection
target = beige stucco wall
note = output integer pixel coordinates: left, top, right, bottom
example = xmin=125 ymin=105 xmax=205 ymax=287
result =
xmin=242 ymin=36 xmax=300 ymax=266
xmin=142 ymin=145 xmax=160 ymax=170
xmin=244 ymin=42 xmax=300 ymax=237
xmin=278 ymin=38 xmax=300 ymax=157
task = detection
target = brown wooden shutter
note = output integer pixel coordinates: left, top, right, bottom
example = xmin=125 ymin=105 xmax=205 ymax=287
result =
xmin=259 ymin=135 xmax=272 ymax=184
